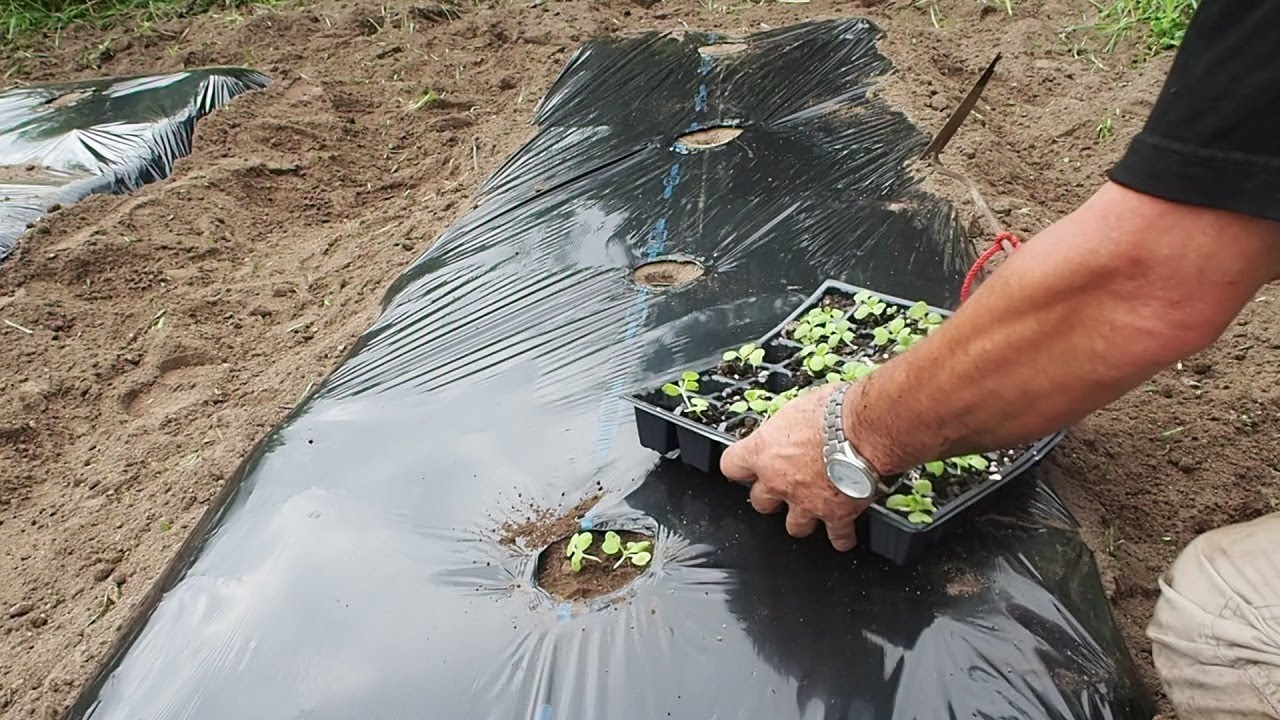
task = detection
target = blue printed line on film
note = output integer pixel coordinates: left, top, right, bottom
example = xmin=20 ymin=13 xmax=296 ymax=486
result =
xmin=537 ymin=703 xmax=553 ymax=720
xmin=592 ymin=50 xmax=712 ymax=459
xmin=662 ymin=163 xmax=682 ymax=200
xmin=556 ymin=604 xmax=572 ymax=623
xmin=578 ymin=516 xmax=595 ymax=530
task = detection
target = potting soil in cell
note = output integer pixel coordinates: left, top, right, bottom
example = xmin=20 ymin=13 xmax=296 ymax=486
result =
xmin=67 ymin=20 xmax=1153 ymax=720
xmin=0 ymin=67 xmax=268 ymax=262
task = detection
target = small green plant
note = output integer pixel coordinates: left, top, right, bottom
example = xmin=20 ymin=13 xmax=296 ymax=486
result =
xmin=791 ymin=307 xmax=846 ymax=344
xmin=799 ymin=342 xmax=841 ymax=375
xmin=823 ymin=317 xmax=857 ymax=348
xmin=873 ymin=316 xmax=918 ymax=352
xmin=852 ymin=291 xmax=887 ymax=321
xmin=722 ymin=342 xmax=765 ymax=369
xmin=947 ymin=454 xmax=991 ymax=473
xmin=662 ymin=371 xmax=710 ymax=418
xmin=600 ymin=531 xmax=653 ymax=568
xmin=1096 ymin=115 xmax=1114 ymax=141
xmin=886 ymin=479 xmax=937 ymax=525
xmin=833 ymin=359 xmax=878 ymax=383
xmin=907 ymin=301 xmax=944 ymax=335
xmin=729 ymin=388 xmax=775 ymax=416
xmin=565 ymin=531 xmax=599 ymax=572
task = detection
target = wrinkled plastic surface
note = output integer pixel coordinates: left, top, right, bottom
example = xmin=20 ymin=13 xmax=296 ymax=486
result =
xmin=69 ymin=21 xmax=1152 ymax=720
xmin=0 ymin=67 xmax=268 ymax=261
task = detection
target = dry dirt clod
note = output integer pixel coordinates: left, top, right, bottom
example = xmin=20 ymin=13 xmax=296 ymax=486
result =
xmin=7 ymin=602 xmax=34 ymax=618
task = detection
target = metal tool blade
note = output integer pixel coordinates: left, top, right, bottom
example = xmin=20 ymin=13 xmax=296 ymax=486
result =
xmin=920 ymin=53 xmax=1002 ymax=161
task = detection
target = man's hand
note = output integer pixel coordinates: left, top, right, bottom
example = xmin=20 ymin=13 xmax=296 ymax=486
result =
xmin=719 ymin=383 xmax=870 ymax=551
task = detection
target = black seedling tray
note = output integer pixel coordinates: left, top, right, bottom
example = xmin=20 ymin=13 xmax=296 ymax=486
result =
xmin=626 ymin=279 xmax=1065 ymax=565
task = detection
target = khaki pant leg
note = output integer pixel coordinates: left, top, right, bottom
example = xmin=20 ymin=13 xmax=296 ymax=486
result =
xmin=1148 ymin=512 xmax=1280 ymax=720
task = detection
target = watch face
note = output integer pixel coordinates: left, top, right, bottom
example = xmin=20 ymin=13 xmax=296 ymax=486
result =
xmin=826 ymin=459 xmax=873 ymax=499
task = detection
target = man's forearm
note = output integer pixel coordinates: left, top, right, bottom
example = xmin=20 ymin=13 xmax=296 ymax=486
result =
xmin=843 ymin=182 xmax=1280 ymax=475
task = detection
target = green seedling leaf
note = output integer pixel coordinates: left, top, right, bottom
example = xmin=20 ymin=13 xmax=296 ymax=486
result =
xmin=570 ymin=553 xmax=585 ymax=572
xmin=729 ymin=401 xmax=749 ymax=413
xmin=853 ymin=304 xmax=871 ymax=320
xmin=887 ymin=317 xmax=906 ymax=334
xmin=907 ymin=300 xmax=928 ymax=320
xmin=912 ymin=479 xmax=933 ymax=496
xmin=722 ymin=350 xmax=739 ymax=362
xmin=886 ymin=494 xmax=911 ymax=511
xmin=630 ymin=551 xmax=653 ymax=567
xmin=872 ymin=327 xmax=890 ymax=346
xmin=806 ymin=355 xmax=825 ymax=373
xmin=924 ymin=460 xmax=946 ymax=476
xmin=965 ymin=454 xmax=990 ymax=471
xmin=681 ymin=371 xmax=699 ymax=382
xmin=625 ymin=541 xmax=652 ymax=553
xmin=907 ymin=511 xmax=933 ymax=525
xmin=601 ymin=531 xmax=622 ymax=555
xmin=661 ymin=383 xmax=681 ymax=396
xmin=748 ymin=399 xmax=770 ymax=413
xmin=926 ymin=312 xmax=943 ymax=324
xmin=747 ymin=348 xmax=765 ymax=366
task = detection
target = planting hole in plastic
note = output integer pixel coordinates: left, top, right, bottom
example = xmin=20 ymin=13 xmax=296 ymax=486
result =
xmin=697 ymin=42 xmax=747 ymax=57
xmin=632 ymin=257 xmax=705 ymax=289
xmin=674 ymin=125 xmax=743 ymax=152
xmin=535 ymin=530 xmax=655 ymax=601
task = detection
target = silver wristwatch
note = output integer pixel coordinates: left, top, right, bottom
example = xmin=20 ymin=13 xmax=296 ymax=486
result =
xmin=822 ymin=382 xmax=878 ymax=500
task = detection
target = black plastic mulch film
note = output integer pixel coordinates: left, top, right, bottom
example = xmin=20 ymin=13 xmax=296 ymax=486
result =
xmin=0 ymin=67 xmax=268 ymax=262
xmin=68 ymin=21 xmax=1151 ymax=720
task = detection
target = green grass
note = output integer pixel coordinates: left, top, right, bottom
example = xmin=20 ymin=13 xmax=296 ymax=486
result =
xmin=1 ymin=0 xmax=266 ymax=47
xmin=1067 ymin=0 xmax=1199 ymax=55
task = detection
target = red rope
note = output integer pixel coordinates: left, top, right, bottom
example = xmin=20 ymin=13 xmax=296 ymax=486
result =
xmin=959 ymin=231 xmax=1021 ymax=304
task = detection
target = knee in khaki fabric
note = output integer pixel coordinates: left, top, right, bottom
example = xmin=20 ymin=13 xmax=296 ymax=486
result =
xmin=1148 ymin=512 xmax=1280 ymax=719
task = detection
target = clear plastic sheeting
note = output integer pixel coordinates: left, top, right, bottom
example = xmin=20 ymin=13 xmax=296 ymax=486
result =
xmin=0 ymin=67 xmax=268 ymax=261
xmin=69 ymin=21 xmax=1152 ymax=720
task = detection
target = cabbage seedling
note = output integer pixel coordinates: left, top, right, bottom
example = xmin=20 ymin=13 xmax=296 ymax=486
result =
xmin=908 ymin=300 xmax=944 ymax=335
xmin=729 ymin=388 xmax=776 ymax=416
xmin=614 ymin=539 xmax=653 ymax=569
xmin=662 ymin=370 xmax=709 ymax=418
xmin=722 ymin=342 xmax=765 ymax=369
xmin=946 ymin=454 xmax=990 ymax=473
xmin=565 ymin=531 xmax=600 ymax=572
xmin=800 ymin=342 xmax=841 ymax=375
xmin=852 ymin=291 xmax=887 ymax=320
xmin=885 ymin=479 xmax=937 ymax=525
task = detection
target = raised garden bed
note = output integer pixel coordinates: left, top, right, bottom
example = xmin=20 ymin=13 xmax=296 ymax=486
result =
xmin=626 ymin=279 xmax=1064 ymax=565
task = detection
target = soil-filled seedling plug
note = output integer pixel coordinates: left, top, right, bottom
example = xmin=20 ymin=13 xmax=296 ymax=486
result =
xmin=565 ymin=531 xmax=600 ymax=572
xmin=722 ymin=342 xmax=765 ymax=369
xmin=886 ymin=479 xmax=937 ymax=525
xmin=662 ymin=370 xmax=709 ymax=418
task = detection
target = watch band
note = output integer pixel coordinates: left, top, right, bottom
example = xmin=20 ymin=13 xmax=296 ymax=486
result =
xmin=823 ymin=382 xmax=850 ymax=463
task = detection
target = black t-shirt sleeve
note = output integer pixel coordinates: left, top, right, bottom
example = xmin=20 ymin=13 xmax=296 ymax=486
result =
xmin=1108 ymin=0 xmax=1280 ymax=222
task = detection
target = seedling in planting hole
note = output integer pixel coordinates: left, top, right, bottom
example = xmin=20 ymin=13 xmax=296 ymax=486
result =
xmin=566 ymin=531 xmax=600 ymax=572
xmin=600 ymin=531 xmax=653 ymax=568
xmin=885 ymin=479 xmax=937 ymax=525
xmin=723 ymin=342 xmax=765 ymax=369
xmin=662 ymin=371 xmax=710 ymax=418
xmin=800 ymin=342 xmax=841 ymax=375
xmin=852 ymin=291 xmax=888 ymax=320
xmin=908 ymin=300 xmax=944 ymax=335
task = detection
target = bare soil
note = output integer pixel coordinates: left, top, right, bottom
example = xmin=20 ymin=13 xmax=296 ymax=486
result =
xmin=537 ymin=530 xmax=652 ymax=601
xmin=0 ymin=0 xmax=1276 ymax=718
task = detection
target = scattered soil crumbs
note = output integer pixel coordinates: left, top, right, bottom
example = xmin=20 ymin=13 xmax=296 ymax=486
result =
xmin=537 ymin=530 xmax=653 ymax=601
xmin=499 ymin=494 xmax=601 ymax=550
xmin=944 ymin=568 xmax=989 ymax=598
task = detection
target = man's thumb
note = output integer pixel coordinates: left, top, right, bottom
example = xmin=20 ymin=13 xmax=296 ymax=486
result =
xmin=720 ymin=435 xmax=757 ymax=483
